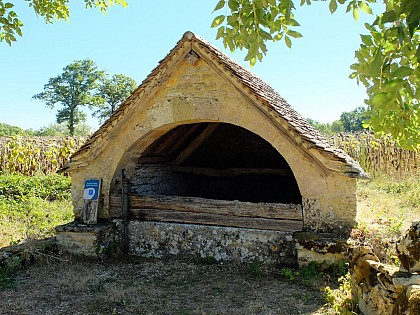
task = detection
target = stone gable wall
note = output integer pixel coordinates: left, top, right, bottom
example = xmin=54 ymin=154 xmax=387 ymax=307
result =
xmin=70 ymin=56 xmax=357 ymax=234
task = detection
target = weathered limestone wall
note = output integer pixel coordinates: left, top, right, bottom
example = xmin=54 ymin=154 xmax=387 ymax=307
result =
xmin=350 ymin=222 xmax=420 ymax=315
xmin=129 ymin=221 xmax=296 ymax=265
xmin=70 ymin=56 xmax=357 ymax=234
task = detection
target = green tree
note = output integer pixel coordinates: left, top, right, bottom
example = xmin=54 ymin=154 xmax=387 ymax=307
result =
xmin=33 ymin=59 xmax=104 ymax=136
xmin=307 ymin=118 xmax=344 ymax=136
xmin=33 ymin=122 xmax=91 ymax=136
xmin=340 ymin=106 xmax=367 ymax=132
xmin=93 ymin=74 xmax=137 ymax=123
xmin=0 ymin=0 xmax=127 ymax=45
xmin=0 ymin=122 xmax=26 ymax=136
xmin=212 ymin=0 xmax=419 ymax=150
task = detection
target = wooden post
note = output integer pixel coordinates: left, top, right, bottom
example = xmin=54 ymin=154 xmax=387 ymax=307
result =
xmin=121 ymin=170 xmax=130 ymax=254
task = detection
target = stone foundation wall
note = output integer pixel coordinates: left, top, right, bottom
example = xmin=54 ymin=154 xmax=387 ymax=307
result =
xmin=350 ymin=222 xmax=420 ymax=315
xmin=128 ymin=221 xmax=297 ymax=265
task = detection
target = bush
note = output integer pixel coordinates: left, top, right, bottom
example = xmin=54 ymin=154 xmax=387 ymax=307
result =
xmin=0 ymin=174 xmax=73 ymax=247
xmin=0 ymin=174 xmax=71 ymax=200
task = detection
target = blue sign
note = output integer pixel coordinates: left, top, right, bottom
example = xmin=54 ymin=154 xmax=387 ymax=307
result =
xmin=83 ymin=179 xmax=101 ymax=201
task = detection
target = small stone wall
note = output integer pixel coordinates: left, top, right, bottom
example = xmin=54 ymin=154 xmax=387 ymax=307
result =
xmin=56 ymin=221 xmax=123 ymax=258
xmin=350 ymin=221 xmax=420 ymax=315
xmin=129 ymin=163 xmax=301 ymax=204
xmin=129 ymin=221 xmax=297 ymax=265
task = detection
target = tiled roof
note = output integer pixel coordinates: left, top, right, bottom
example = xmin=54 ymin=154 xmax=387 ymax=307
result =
xmin=71 ymin=31 xmax=367 ymax=178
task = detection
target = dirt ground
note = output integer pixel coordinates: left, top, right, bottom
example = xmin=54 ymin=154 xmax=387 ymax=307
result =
xmin=0 ymin=256 xmax=335 ymax=315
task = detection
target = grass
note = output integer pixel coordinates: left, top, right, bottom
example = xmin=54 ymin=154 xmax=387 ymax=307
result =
xmin=0 ymin=172 xmax=418 ymax=314
xmin=356 ymin=173 xmax=419 ymax=238
xmin=0 ymin=174 xmax=74 ymax=248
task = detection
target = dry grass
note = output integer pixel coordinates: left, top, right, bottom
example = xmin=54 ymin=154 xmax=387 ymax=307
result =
xmin=354 ymin=173 xmax=419 ymax=264
xmin=0 ymin=257 xmax=334 ymax=315
xmin=357 ymin=174 xmax=419 ymax=235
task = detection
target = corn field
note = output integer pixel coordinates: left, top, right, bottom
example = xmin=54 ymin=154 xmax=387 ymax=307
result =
xmin=0 ymin=134 xmax=417 ymax=177
xmin=330 ymin=132 xmax=418 ymax=177
xmin=0 ymin=137 xmax=86 ymax=176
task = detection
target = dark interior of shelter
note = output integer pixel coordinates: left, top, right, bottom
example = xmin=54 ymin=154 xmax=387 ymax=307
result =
xmin=129 ymin=123 xmax=301 ymax=204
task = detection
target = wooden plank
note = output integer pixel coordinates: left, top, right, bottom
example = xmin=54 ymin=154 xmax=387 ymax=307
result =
xmin=171 ymin=166 xmax=294 ymax=177
xmin=109 ymin=194 xmax=303 ymax=221
xmin=166 ymin=124 xmax=202 ymax=155
xmin=137 ymin=155 xmax=174 ymax=164
xmin=130 ymin=209 xmax=303 ymax=232
xmin=172 ymin=123 xmax=220 ymax=165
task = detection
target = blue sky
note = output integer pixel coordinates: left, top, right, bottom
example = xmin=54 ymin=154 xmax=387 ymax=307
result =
xmin=0 ymin=1 xmax=376 ymax=131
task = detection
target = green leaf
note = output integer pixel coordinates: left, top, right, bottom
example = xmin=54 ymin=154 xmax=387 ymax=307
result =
xmin=371 ymin=92 xmax=395 ymax=107
xmin=4 ymin=3 xmax=14 ymax=9
xmin=286 ymin=29 xmax=303 ymax=38
xmin=329 ymin=0 xmax=338 ymax=14
xmin=285 ymin=35 xmax=292 ymax=48
xmin=380 ymin=79 xmax=405 ymax=92
xmin=286 ymin=19 xmax=300 ymax=27
xmin=211 ymin=15 xmax=225 ymax=28
xmin=393 ymin=66 xmax=414 ymax=78
xmin=228 ymin=0 xmax=240 ymax=11
xmin=353 ymin=7 xmax=359 ymax=21
xmin=379 ymin=10 xmax=397 ymax=24
xmin=273 ymin=33 xmax=284 ymax=41
xmin=360 ymin=34 xmax=373 ymax=46
xmin=213 ymin=0 xmax=226 ymax=12
xmin=349 ymin=72 xmax=358 ymax=79
xmin=370 ymin=48 xmax=383 ymax=76
xmin=358 ymin=2 xmax=372 ymax=15
xmin=216 ymin=26 xmax=225 ymax=40
xmin=250 ymin=56 xmax=257 ymax=67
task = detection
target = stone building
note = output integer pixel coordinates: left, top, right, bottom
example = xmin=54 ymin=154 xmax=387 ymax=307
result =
xmin=58 ymin=32 xmax=367 ymax=263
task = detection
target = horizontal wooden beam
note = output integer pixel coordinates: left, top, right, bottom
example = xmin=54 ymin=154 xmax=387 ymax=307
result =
xmin=137 ymin=155 xmax=174 ymax=164
xmin=131 ymin=209 xmax=302 ymax=232
xmin=110 ymin=194 xmax=302 ymax=221
xmin=171 ymin=166 xmax=294 ymax=177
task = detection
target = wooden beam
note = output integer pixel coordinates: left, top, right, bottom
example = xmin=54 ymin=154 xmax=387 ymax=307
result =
xmin=166 ymin=124 xmax=203 ymax=155
xmin=110 ymin=194 xmax=303 ymax=221
xmin=171 ymin=166 xmax=294 ymax=177
xmin=137 ymin=155 xmax=174 ymax=164
xmin=130 ymin=209 xmax=303 ymax=232
xmin=172 ymin=123 xmax=220 ymax=165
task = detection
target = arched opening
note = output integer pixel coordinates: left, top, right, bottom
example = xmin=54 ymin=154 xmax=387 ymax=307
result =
xmin=130 ymin=122 xmax=301 ymax=203
xmin=110 ymin=122 xmax=303 ymax=231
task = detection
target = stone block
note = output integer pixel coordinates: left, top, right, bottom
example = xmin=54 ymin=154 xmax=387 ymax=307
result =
xmin=397 ymin=221 xmax=420 ymax=272
xmin=55 ymin=221 xmax=122 ymax=258
xmin=294 ymin=231 xmax=349 ymax=267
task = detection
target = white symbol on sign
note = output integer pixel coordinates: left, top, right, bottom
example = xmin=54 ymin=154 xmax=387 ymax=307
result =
xmin=84 ymin=188 xmax=96 ymax=200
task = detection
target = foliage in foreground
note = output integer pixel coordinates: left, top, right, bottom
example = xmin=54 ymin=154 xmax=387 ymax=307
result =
xmin=0 ymin=174 xmax=73 ymax=248
xmin=212 ymin=0 xmax=419 ymax=150
xmin=0 ymin=1 xmax=128 ymax=45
